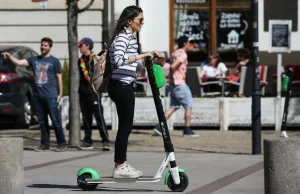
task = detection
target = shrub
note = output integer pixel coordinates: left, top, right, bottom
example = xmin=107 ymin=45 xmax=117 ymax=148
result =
xmin=62 ymin=59 xmax=70 ymax=96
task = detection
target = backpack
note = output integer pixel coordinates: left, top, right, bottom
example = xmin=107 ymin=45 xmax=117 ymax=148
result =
xmin=89 ymin=34 xmax=130 ymax=94
xmin=89 ymin=44 xmax=114 ymax=94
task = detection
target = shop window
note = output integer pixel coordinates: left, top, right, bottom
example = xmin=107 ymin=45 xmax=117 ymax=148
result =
xmin=170 ymin=0 xmax=252 ymax=63
xmin=173 ymin=0 xmax=210 ymax=61
xmin=174 ymin=10 xmax=209 ymax=60
xmin=216 ymin=10 xmax=251 ymax=61
xmin=215 ymin=0 xmax=251 ymax=61
xmin=217 ymin=0 xmax=250 ymax=7
xmin=175 ymin=0 xmax=209 ymax=8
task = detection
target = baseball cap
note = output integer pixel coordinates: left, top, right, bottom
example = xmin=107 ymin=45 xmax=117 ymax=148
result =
xmin=77 ymin=37 xmax=94 ymax=47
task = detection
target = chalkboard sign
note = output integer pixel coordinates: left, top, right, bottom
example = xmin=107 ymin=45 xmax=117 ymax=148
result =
xmin=174 ymin=10 xmax=209 ymax=52
xmin=268 ymin=20 xmax=291 ymax=53
xmin=217 ymin=11 xmax=250 ymax=50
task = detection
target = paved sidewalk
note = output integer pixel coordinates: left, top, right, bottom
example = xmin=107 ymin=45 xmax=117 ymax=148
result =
xmin=2 ymin=129 xmax=300 ymax=193
xmin=24 ymin=150 xmax=263 ymax=194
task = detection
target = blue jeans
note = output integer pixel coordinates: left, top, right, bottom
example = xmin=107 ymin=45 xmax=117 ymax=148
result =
xmin=33 ymin=95 xmax=66 ymax=146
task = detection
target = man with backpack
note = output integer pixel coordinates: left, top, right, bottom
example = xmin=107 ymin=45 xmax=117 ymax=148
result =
xmin=77 ymin=37 xmax=111 ymax=151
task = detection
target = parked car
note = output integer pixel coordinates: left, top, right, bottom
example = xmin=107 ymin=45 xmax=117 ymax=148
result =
xmin=0 ymin=46 xmax=38 ymax=128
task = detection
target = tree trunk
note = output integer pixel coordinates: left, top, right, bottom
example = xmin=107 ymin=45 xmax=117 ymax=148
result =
xmin=67 ymin=0 xmax=80 ymax=147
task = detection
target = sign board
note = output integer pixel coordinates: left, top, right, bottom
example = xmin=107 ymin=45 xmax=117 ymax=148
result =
xmin=268 ymin=20 xmax=292 ymax=53
xmin=217 ymin=11 xmax=249 ymax=50
xmin=175 ymin=10 xmax=209 ymax=52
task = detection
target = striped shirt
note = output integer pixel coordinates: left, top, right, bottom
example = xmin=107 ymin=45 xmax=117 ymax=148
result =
xmin=109 ymin=28 xmax=142 ymax=84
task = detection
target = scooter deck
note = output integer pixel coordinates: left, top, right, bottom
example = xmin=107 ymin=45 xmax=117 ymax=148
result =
xmin=86 ymin=176 xmax=161 ymax=184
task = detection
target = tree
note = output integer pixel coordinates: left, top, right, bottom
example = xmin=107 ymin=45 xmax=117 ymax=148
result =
xmin=66 ymin=0 xmax=95 ymax=147
xmin=62 ymin=59 xmax=69 ymax=96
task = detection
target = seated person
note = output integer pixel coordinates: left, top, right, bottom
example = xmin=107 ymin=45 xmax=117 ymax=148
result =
xmin=200 ymin=52 xmax=228 ymax=79
xmin=153 ymin=52 xmax=170 ymax=77
xmin=226 ymin=48 xmax=252 ymax=94
xmin=199 ymin=52 xmax=228 ymax=94
xmin=230 ymin=48 xmax=251 ymax=77
xmin=153 ymin=52 xmax=171 ymax=96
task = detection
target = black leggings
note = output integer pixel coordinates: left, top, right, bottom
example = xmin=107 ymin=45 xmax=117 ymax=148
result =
xmin=108 ymin=79 xmax=135 ymax=163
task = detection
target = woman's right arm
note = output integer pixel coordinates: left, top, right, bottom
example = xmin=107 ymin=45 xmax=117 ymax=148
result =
xmin=128 ymin=53 xmax=152 ymax=63
xmin=113 ymin=35 xmax=130 ymax=66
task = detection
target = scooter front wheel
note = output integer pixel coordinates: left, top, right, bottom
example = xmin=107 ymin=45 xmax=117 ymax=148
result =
xmin=167 ymin=172 xmax=189 ymax=192
xmin=77 ymin=173 xmax=98 ymax=191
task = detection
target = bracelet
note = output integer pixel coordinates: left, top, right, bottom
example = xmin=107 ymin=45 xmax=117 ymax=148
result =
xmin=134 ymin=55 xmax=137 ymax=62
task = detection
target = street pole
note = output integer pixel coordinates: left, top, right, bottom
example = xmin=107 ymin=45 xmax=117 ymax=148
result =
xmin=136 ymin=0 xmax=141 ymax=53
xmin=102 ymin=0 xmax=109 ymax=48
xmin=251 ymin=0 xmax=261 ymax=154
xmin=110 ymin=0 xmax=115 ymax=37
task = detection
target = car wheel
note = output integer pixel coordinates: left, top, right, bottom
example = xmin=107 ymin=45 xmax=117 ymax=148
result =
xmin=15 ymin=95 xmax=32 ymax=129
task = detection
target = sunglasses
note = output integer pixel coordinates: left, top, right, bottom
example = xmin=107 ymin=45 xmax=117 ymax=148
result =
xmin=136 ymin=17 xmax=144 ymax=24
xmin=78 ymin=44 xmax=83 ymax=48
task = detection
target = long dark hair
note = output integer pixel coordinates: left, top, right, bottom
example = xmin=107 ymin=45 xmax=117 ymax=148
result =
xmin=109 ymin=5 xmax=143 ymax=46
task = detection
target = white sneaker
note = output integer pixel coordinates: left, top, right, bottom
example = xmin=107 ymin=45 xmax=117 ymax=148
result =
xmin=113 ymin=164 xmax=143 ymax=179
xmin=126 ymin=164 xmax=143 ymax=177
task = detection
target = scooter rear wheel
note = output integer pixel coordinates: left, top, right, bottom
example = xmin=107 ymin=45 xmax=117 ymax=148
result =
xmin=167 ymin=172 xmax=189 ymax=192
xmin=77 ymin=173 xmax=98 ymax=191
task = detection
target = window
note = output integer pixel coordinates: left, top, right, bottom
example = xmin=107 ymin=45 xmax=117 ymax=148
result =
xmin=217 ymin=0 xmax=250 ymax=7
xmin=216 ymin=0 xmax=251 ymax=61
xmin=216 ymin=11 xmax=251 ymax=53
xmin=170 ymin=0 xmax=252 ymax=62
xmin=172 ymin=0 xmax=210 ymax=61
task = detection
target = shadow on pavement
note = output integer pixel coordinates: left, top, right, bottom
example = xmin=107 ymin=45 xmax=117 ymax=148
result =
xmin=27 ymin=184 xmax=168 ymax=192
xmin=71 ymin=186 xmax=169 ymax=192
xmin=27 ymin=184 xmax=76 ymax=189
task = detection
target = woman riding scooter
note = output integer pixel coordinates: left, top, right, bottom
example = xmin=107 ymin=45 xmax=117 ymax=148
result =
xmin=107 ymin=5 xmax=159 ymax=179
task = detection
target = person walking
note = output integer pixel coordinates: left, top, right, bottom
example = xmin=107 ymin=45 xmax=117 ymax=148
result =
xmin=153 ymin=35 xmax=199 ymax=137
xmin=77 ymin=37 xmax=111 ymax=151
xmin=2 ymin=37 xmax=67 ymax=151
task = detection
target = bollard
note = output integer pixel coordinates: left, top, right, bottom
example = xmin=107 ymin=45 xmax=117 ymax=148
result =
xmin=264 ymin=138 xmax=300 ymax=194
xmin=0 ymin=138 xmax=24 ymax=194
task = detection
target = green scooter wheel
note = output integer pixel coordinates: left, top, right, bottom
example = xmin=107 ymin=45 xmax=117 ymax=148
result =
xmin=77 ymin=173 xmax=98 ymax=191
xmin=167 ymin=172 xmax=189 ymax=192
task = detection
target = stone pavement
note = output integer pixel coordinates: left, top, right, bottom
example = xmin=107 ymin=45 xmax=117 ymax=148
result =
xmin=23 ymin=151 xmax=263 ymax=194
xmin=2 ymin=129 xmax=300 ymax=193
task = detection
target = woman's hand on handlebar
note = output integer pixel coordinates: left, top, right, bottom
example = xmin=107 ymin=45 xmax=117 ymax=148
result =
xmin=140 ymin=51 xmax=162 ymax=61
xmin=151 ymin=50 xmax=160 ymax=58
xmin=145 ymin=51 xmax=158 ymax=59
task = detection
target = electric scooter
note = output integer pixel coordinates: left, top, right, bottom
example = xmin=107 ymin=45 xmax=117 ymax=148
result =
xmin=280 ymin=67 xmax=294 ymax=138
xmin=76 ymin=55 xmax=189 ymax=192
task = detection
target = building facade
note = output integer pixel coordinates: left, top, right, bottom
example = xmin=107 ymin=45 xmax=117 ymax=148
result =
xmin=1 ymin=0 xmax=298 ymax=67
xmin=0 ymin=0 xmax=103 ymax=64
xmin=134 ymin=0 xmax=300 ymax=66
